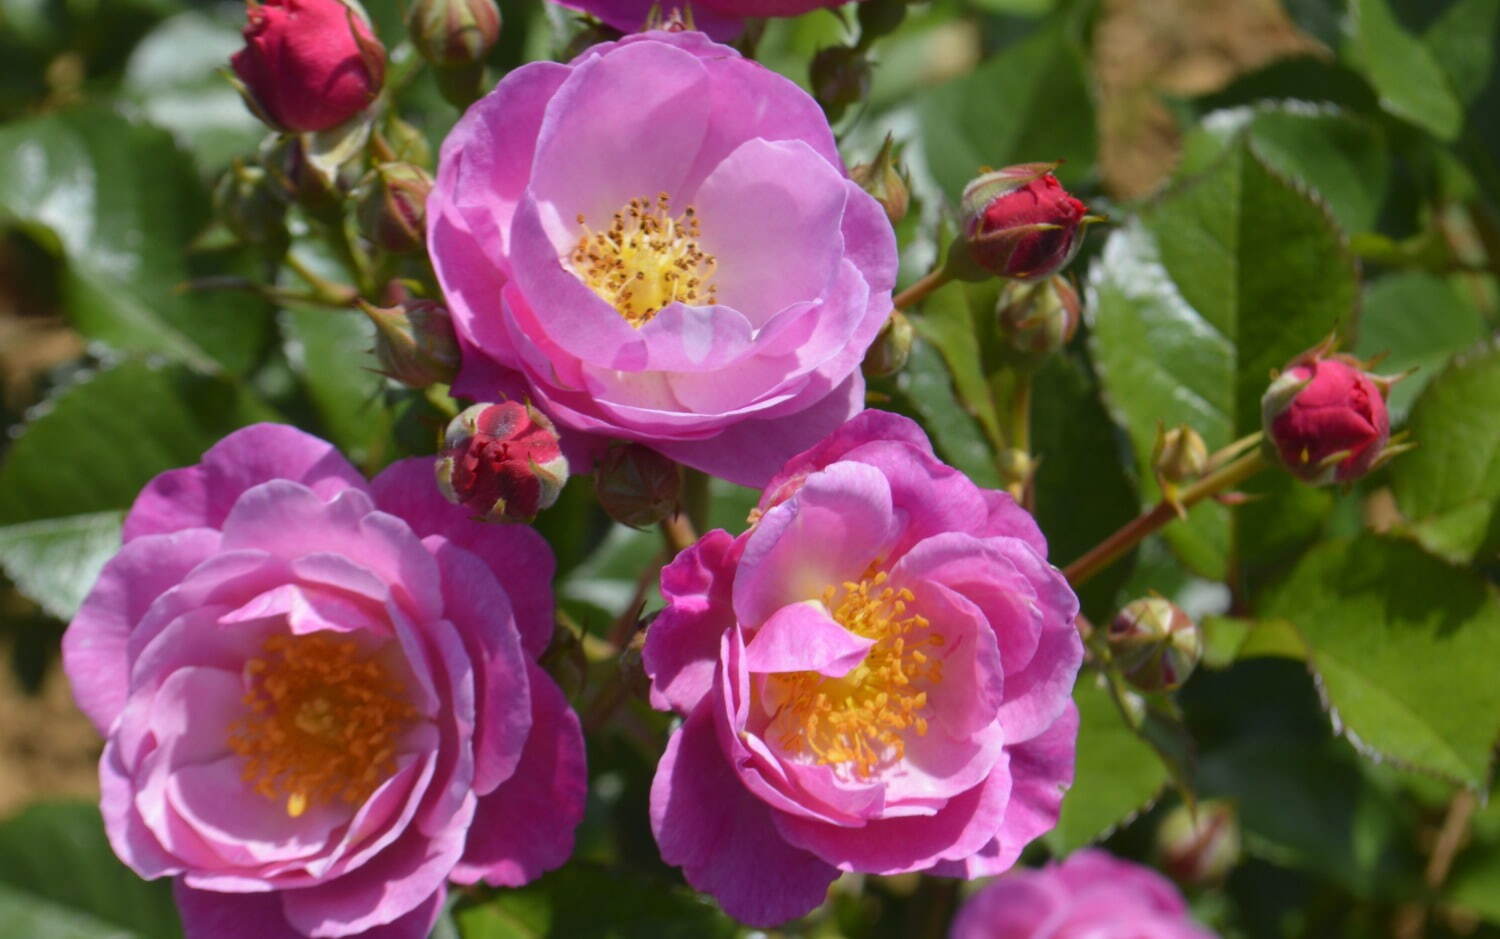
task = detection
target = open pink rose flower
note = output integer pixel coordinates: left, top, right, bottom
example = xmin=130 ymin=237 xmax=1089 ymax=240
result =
xmin=950 ymin=849 xmax=1218 ymax=939
xmin=428 ymin=29 xmax=897 ymax=487
xmin=643 ymin=411 xmax=1083 ymax=925
xmin=61 ymin=425 xmax=586 ymax=938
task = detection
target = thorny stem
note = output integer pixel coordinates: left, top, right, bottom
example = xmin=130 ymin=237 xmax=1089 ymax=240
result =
xmin=892 ymin=267 xmax=953 ymax=312
xmin=1063 ymin=449 xmax=1270 ymax=587
xmin=1392 ymin=788 xmax=1479 ymax=939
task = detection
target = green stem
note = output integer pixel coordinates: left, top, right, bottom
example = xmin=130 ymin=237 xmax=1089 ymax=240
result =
xmin=1063 ymin=449 xmax=1270 ymax=587
xmin=1004 ymin=373 xmax=1033 ymax=508
xmin=893 ymin=266 xmax=953 ymax=312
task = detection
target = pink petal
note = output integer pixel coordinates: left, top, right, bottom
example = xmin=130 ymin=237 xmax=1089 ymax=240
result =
xmin=173 ymin=881 xmax=445 ymax=939
xmin=643 ymin=528 xmax=741 ymax=715
xmin=743 ymin=600 xmax=874 ymax=677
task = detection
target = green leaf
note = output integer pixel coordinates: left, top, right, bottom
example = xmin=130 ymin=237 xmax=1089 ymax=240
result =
xmin=1261 ymin=535 xmax=1500 ymax=788
xmin=278 ymin=306 xmax=394 ymax=474
xmin=0 ymin=802 xmax=181 ymax=939
xmin=1344 ymin=0 xmax=1464 ymax=140
xmin=1388 ymin=339 xmax=1500 ymax=564
xmin=1088 ymin=140 xmax=1356 ymax=577
xmin=0 ymin=108 xmax=273 ymax=374
xmin=916 ymin=20 xmax=1096 ymax=201
xmin=0 ymin=359 xmax=275 ymax=618
xmin=893 ymin=339 xmax=1002 ymax=488
xmin=1200 ymin=615 xmax=1307 ymax=669
xmin=1044 ymin=673 xmax=1168 ymax=854
xmin=557 ymin=525 xmax=661 ymax=632
xmin=1355 ymin=272 xmax=1489 ymax=422
xmin=0 ymin=511 xmax=123 ymax=621
xmin=454 ymin=864 xmax=738 ymax=939
xmin=1179 ymin=103 xmax=1391 ymax=234
xmin=1423 ymin=0 xmax=1500 ymax=109
xmin=911 ymin=280 xmax=1003 ymax=450
xmin=122 ymin=10 xmax=265 ymax=172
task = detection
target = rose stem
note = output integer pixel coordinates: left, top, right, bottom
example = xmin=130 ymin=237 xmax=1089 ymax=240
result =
xmin=1063 ymin=449 xmax=1269 ymax=587
xmin=892 ymin=267 xmax=953 ymax=312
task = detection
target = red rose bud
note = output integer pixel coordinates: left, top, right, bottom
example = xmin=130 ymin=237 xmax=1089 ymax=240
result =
xmin=230 ymin=0 xmax=386 ymax=133
xmin=862 ymin=310 xmax=914 ymax=379
xmin=1262 ymin=351 xmax=1392 ymax=485
xmin=810 ymin=47 xmax=871 ymax=123
xmin=1157 ymin=800 xmax=1241 ymax=887
xmin=595 ymin=443 xmax=683 ymax=528
xmin=358 ymin=162 xmax=433 ymax=254
xmin=436 ymin=402 xmax=569 ymax=524
xmin=406 ymin=0 xmax=500 ymax=67
xmin=960 ymin=164 xmax=1089 ymax=281
xmin=359 ymin=299 xmax=459 ymax=388
xmin=993 ymin=275 xmax=1081 ymax=367
xmin=1107 ymin=598 xmax=1202 ymax=694
xmin=850 ymin=135 xmax=909 ymax=225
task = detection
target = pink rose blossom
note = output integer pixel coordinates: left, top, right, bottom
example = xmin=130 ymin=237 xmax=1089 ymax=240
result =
xmin=427 ymin=30 xmax=897 ymax=487
xmin=62 ymin=424 xmax=586 ymax=938
xmin=643 ymin=411 xmax=1083 ymax=926
xmin=950 ymin=849 xmax=1218 ymax=939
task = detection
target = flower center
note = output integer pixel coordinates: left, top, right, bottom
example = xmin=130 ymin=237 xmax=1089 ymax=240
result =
xmin=568 ymin=193 xmax=718 ymax=328
xmin=764 ymin=568 xmax=944 ymax=779
xmin=228 ymin=632 xmax=417 ymax=818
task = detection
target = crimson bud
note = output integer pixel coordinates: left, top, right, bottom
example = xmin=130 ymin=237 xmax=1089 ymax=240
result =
xmin=960 ymin=163 xmax=1089 ymax=281
xmin=436 ymin=402 xmax=569 ymax=524
xmin=230 ymin=0 xmax=386 ymax=133
xmin=1262 ymin=349 xmax=1393 ymax=486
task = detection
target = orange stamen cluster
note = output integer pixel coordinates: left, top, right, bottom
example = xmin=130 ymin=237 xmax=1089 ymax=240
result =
xmin=766 ymin=568 xmax=944 ymax=779
xmin=228 ymin=632 xmax=417 ymax=818
xmin=568 ymin=193 xmax=718 ymax=327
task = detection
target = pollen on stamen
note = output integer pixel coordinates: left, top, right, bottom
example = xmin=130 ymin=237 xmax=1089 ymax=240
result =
xmin=767 ymin=565 xmax=942 ymax=779
xmin=567 ymin=193 xmax=719 ymax=328
xmin=227 ymin=632 xmax=417 ymax=819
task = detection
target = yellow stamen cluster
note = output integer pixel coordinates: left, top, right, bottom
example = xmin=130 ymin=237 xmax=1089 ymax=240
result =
xmin=568 ymin=193 xmax=718 ymax=327
xmin=766 ymin=569 xmax=944 ymax=779
xmin=228 ymin=632 xmax=416 ymax=818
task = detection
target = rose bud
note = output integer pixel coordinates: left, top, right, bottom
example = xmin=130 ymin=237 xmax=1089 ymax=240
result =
xmin=850 ymin=134 xmax=909 ymax=225
xmin=1157 ymin=800 xmax=1241 ymax=888
xmin=861 ymin=310 xmax=914 ymax=379
xmin=960 ymin=163 xmax=1090 ymax=281
xmin=259 ymin=133 xmax=344 ymax=219
xmin=436 ymin=401 xmax=569 ymax=524
xmin=809 ymin=46 xmax=871 ymax=122
xmin=358 ymin=161 xmax=434 ymax=254
xmin=993 ymin=274 xmax=1081 ymax=368
xmin=1262 ymin=347 xmax=1395 ymax=485
xmin=213 ymin=158 xmax=288 ymax=255
xmin=405 ymin=0 xmax=500 ymax=107
xmin=1153 ymin=424 xmax=1208 ymax=486
xmin=230 ymin=0 xmax=386 ymax=134
xmin=359 ymin=299 xmax=460 ymax=388
xmin=1107 ymin=597 xmax=1202 ymax=693
xmin=595 ymin=443 xmax=683 ymax=529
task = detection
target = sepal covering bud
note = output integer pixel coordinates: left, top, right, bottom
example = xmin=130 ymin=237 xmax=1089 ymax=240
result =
xmin=213 ymin=158 xmax=288 ymax=254
xmin=849 ymin=135 xmax=909 ymax=224
xmin=1157 ymin=800 xmax=1241 ymax=888
xmin=436 ymin=401 xmax=569 ymax=523
xmin=1107 ymin=597 xmax=1202 ymax=693
xmin=960 ymin=163 xmax=1089 ymax=281
xmin=359 ymin=299 xmax=460 ymax=388
xmin=1261 ymin=343 xmax=1397 ymax=485
xmin=993 ymin=275 xmax=1080 ymax=367
xmin=1153 ymin=424 xmax=1208 ymax=486
xmin=405 ymin=0 xmax=501 ymax=66
xmin=861 ymin=311 xmax=914 ymax=379
xmin=595 ymin=443 xmax=683 ymax=529
xmin=358 ymin=162 xmax=434 ymax=254
xmin=810 ymin=47 xmax=870 ymax=122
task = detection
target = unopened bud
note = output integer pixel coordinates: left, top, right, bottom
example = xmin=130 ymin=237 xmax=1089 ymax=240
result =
xmin=1153 ymin=424 xmax=1208 ymax=486
xmin=856 ymin=0 xmax=907 ymax=44
xmin=862 ymin=311 xmax=914 ymax=379
xmin=214 ymin=158 xmax=288 ymax=254
xmin=359 ymin=299 xmax=459 ymax=388
xmin=960 ymin=163 xmax=1090 ymax=281
xmin=595 ymin=443 xmax=683 ymax=528
xmin=1157 ymin=800 xmax=1240 ymax=887
xmin=1107 ymin=597 xmax=1202 ymax=693
xmin=230 ymin=0 xmax=385 ymax=133
xmin=381 ymin=114 xmax=434 ymax=169
xmin=810 ymin=47 xmax=870 ymax=123
xmin=260 ymin=134 xmax=344 ymax=217
xmin=993 ymin=275 xmax=1081 ymax=367
xmin=539 ymin=618 xmax=588 ymax=702
xmin=358 ymin=162 xmax=433 ymax=254
xmin=850 ymin=135 xmax=909 ymax=224
xmin=1262 ymin=343 xmax=1395 ymax=486
xmin=436 ymin=401 xmax=569 ymax=524
xmin=406 ymin=0 xmax=500 ymax=66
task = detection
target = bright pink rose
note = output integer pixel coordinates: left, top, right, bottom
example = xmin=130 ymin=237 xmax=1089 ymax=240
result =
xmin=644 ymin=411 xmax=1083 ymax=926
xmin=949 ymin=849 xmax=1218 ymax=939
xmin=231 ymin=0 xmax=386 ymax=133
xmin=427 ymin=30 xmax=897 ymax=487
xmin=62 ymin=425 xmax=585 ymax=939
xmin=1261 ymin=354 xmax=1391 ymax=485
